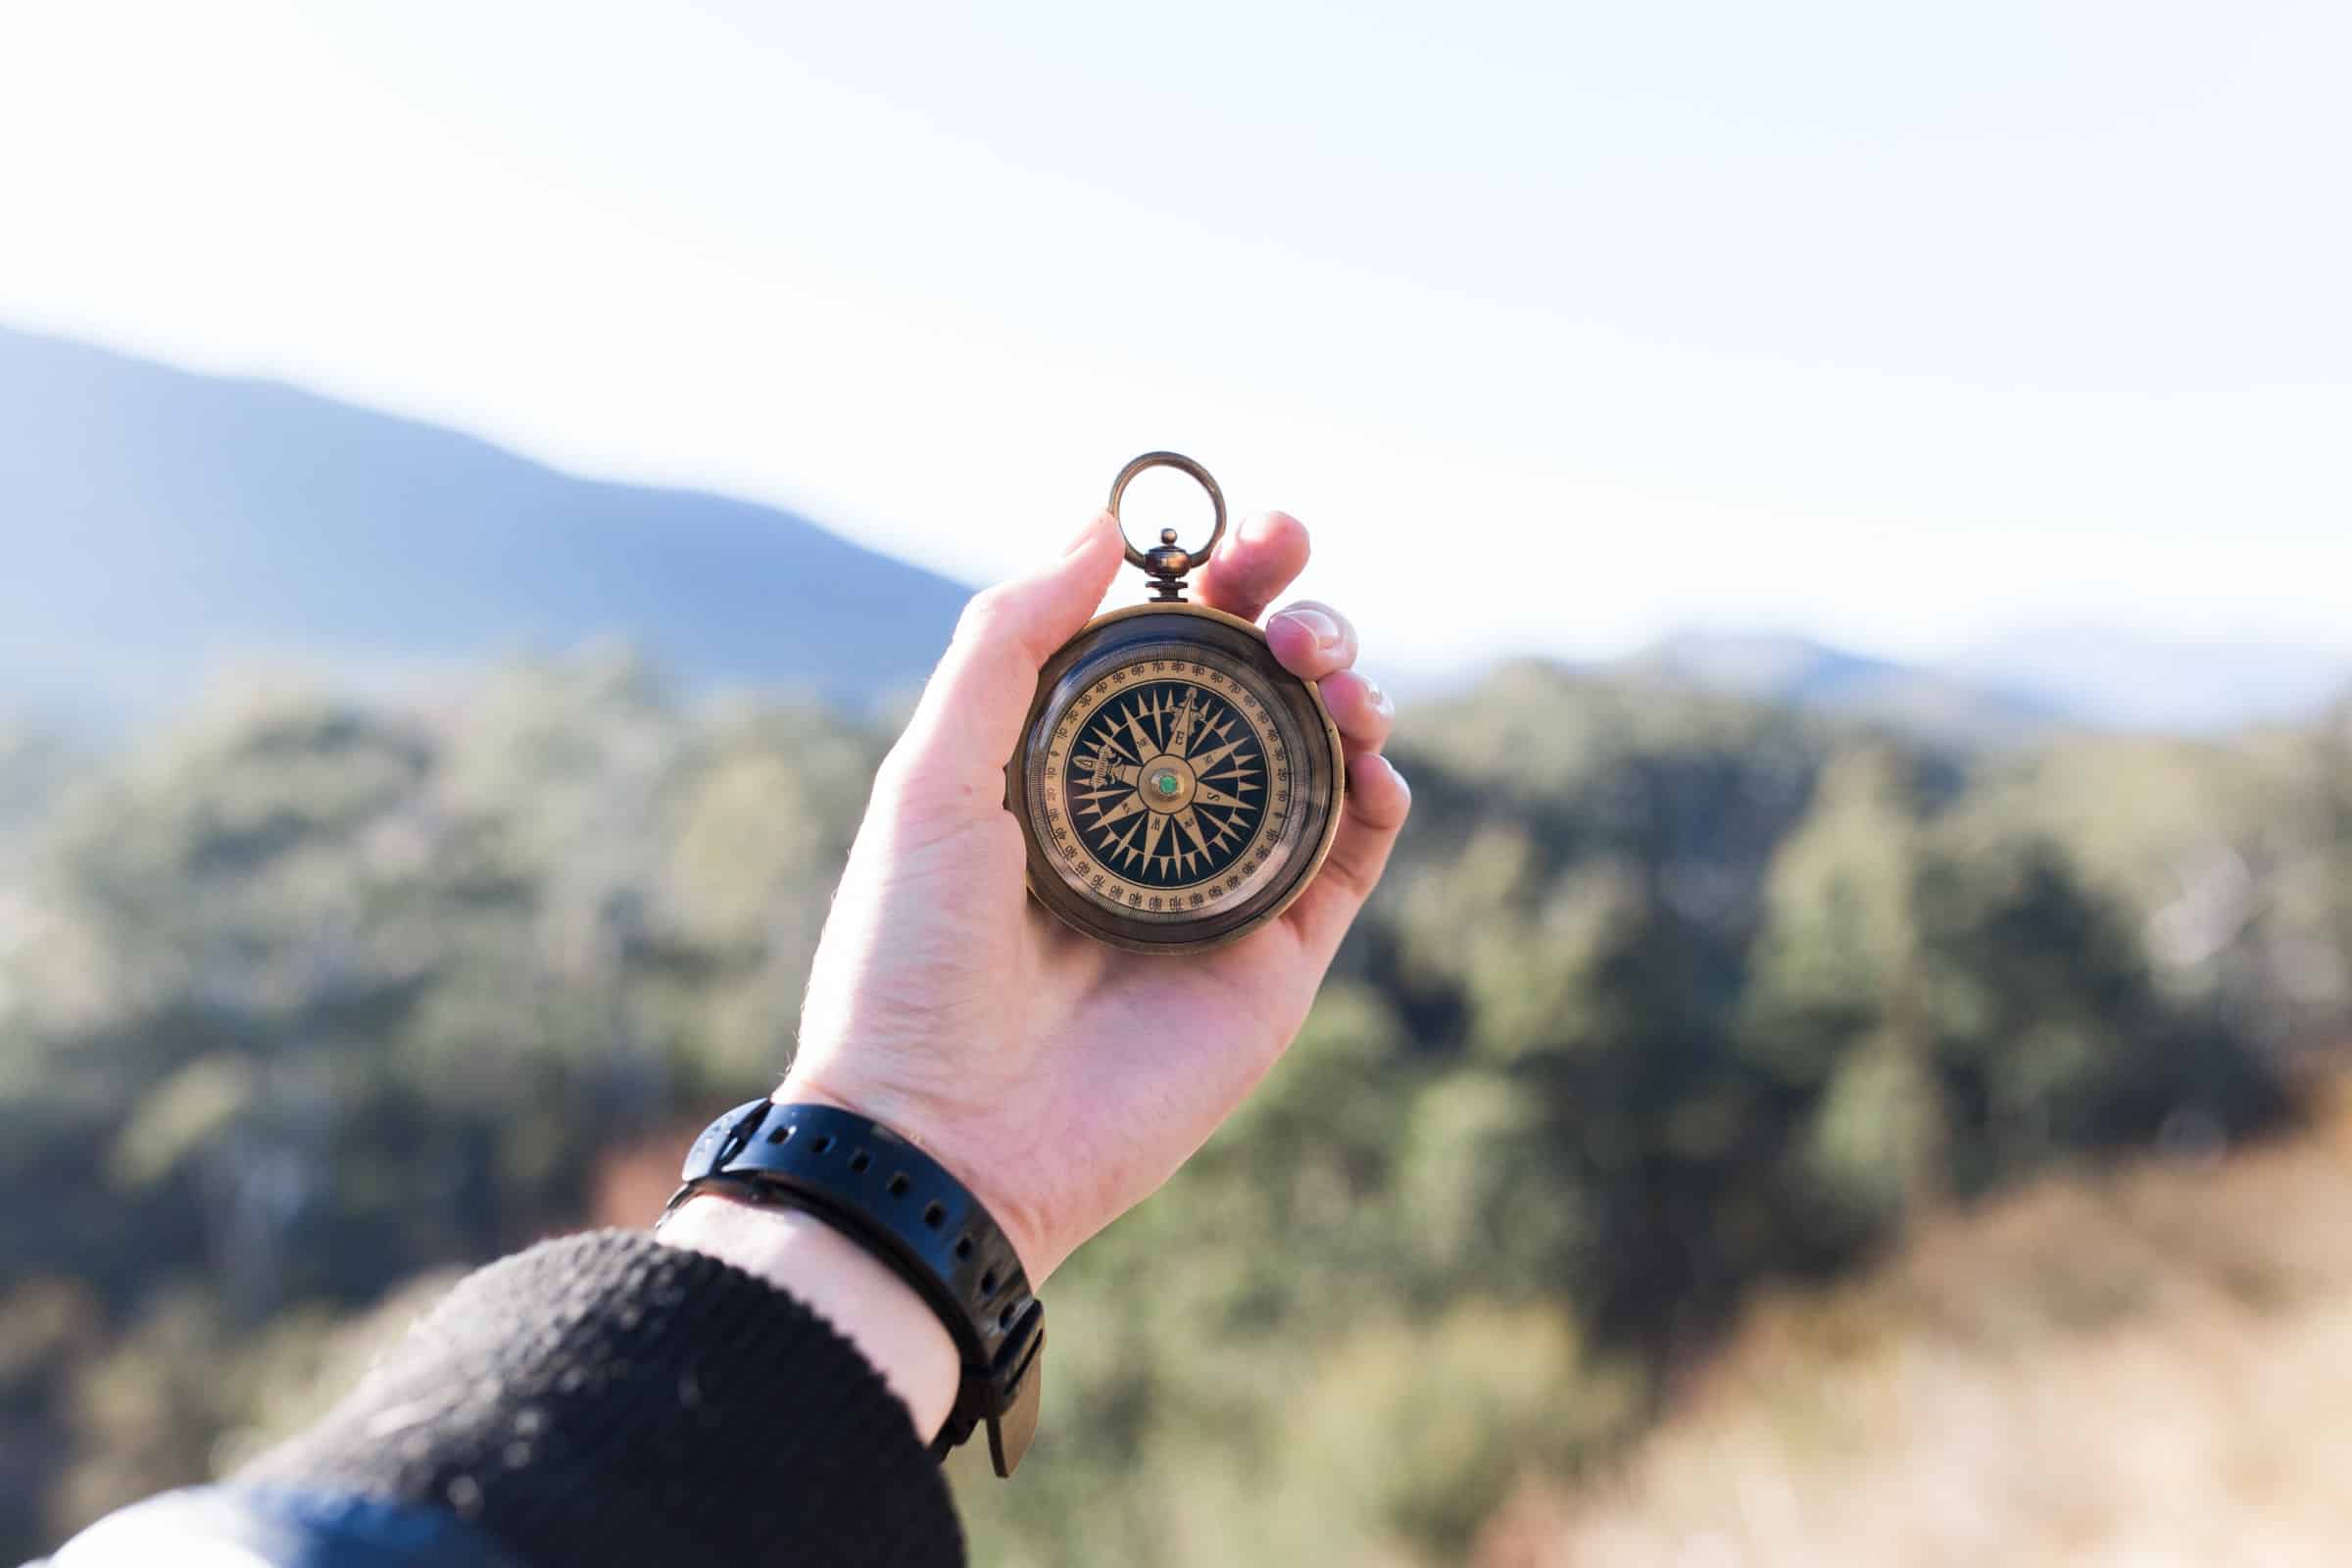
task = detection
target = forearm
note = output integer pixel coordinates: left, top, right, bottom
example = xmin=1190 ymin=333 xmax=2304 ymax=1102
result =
xmin=59 ymin=1228 xmax=967 ymax=1568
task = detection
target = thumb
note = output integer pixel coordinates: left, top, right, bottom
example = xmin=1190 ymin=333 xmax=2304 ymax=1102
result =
xmin=882 ymin=513 xmax=1124 ymax=812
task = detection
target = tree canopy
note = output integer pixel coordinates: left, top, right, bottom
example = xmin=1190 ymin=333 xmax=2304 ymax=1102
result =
xmin=1 ymin=657 xmax=2340 ymax=1563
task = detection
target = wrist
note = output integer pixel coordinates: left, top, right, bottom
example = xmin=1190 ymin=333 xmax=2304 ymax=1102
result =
xmin=774 ymin=1075 xmax=1057 ymax=1282
xmin=656 ymin=1192 xmax=959 ymax=1441
xmin=665 ymin=1097 xmax=1051 ymax=1476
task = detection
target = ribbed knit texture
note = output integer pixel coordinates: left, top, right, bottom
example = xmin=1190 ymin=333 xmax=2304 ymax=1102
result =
xmin=241 ymin=1229 xmax=963 ymax=1567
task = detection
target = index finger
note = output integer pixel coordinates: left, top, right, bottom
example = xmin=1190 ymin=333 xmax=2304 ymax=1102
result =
xmin=1192 ymin=511 xmax=1310 ymax=625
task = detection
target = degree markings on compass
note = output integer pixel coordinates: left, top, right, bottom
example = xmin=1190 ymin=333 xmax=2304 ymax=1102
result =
xmin=1051 ymin=669 xmax=1292 ymax=898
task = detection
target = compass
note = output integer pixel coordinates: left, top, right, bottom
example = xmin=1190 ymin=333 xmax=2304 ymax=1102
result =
xmin=1008 ymin=452 xmax=1347 ymax=954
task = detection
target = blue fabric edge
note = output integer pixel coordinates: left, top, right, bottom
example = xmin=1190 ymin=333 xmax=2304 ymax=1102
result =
xmin=42 ymin=1484 xmax=526 ymax=1568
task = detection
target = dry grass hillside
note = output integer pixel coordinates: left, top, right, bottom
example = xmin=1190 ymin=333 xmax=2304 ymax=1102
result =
xmin=1484 ymin=1083 xmax=2352 ymax=1567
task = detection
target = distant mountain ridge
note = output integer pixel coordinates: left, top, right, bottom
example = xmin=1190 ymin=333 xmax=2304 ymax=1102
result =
xmin=5 ymin=326 xmax=2346 ymax=739
xmin=1944 ymin=627 xmax=2352 ymax=736
xmin=1620 ymin=631 xmax=2063 ymax=749
xmin=1621 ymin=629 xmax=2351 ymax=744
xmin=0 ymin=325 xmax=973 ymax=719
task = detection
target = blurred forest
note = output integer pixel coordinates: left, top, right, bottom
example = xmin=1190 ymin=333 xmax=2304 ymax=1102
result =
xmin=2 ymin=651 xmax=2347 ymax=1564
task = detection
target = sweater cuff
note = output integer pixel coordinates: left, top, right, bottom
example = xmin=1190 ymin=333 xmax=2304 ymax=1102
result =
xmin=239 ymin=1229 xmax=963 ymax=1568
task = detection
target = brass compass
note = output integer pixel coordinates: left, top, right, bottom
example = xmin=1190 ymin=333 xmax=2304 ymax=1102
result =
xmin=1007 ymin=452 xmax=1347 ymax=954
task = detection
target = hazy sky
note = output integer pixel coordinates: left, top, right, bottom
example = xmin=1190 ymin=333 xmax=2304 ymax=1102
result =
xmin=4 ymin=1 xmax=2346 ymax=672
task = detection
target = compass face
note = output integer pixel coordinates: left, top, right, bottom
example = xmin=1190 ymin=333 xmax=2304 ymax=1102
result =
xmin=1058 ymin=671 xmax=1284 ymax=896
xmin=1012 ymin=606 xmax=1345 ymax=953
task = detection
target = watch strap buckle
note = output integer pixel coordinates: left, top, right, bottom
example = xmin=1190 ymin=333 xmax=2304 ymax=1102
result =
xmin=935 ymin=1296 xmax=1045 ymax=1476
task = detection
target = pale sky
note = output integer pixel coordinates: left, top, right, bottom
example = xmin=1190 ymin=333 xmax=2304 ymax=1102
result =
xmin=3 ymin=0 xmax=2346 ymax=675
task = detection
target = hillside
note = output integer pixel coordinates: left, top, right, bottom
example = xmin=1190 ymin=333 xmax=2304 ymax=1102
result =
xmin=1495 ymin=1089 xmax=2352 ymax=1566
xmin=0 ymin=326 xmax=972 ymax=716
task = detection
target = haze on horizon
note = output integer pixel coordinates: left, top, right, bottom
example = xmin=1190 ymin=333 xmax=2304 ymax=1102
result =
xmin=3 ymin=0 xmax=2346 ymax=677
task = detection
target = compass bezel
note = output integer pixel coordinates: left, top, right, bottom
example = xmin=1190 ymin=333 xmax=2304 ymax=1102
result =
xmin=1008 ymin=602 xmax=1347 ymax=955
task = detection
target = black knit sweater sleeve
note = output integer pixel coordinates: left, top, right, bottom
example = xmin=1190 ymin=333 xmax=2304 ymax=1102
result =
xmin=239 ymin=1229 xmax=965 ymax=1567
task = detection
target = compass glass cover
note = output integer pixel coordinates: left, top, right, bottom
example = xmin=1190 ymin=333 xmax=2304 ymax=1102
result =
xmin=1014 ymin=610 xmax=1340 ymax=951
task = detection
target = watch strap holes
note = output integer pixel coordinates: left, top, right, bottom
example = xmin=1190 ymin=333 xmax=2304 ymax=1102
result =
xmin=955 ymin=1236 xmax=975 ymax=1259
xmin=924 ymin=1201 xmax=948 ymax=1229
xmin=848 ymin=1151 xmax=871 ymax=1173
xmin=766 ymin=1124 xmax=792 ymax=1145
xmin=887 ymin=1172 xmax=911 ymax=1198
xmin=810 ymin=1134 xmax=834 ymax=1154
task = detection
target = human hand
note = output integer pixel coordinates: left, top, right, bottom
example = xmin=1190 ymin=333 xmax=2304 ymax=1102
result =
xmin=782 ymin=509 xmax=1409 ymax=1282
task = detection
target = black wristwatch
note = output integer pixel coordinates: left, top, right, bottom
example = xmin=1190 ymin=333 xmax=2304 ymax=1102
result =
xmin=661 ymin=1099 xmax=1047 ymax=1477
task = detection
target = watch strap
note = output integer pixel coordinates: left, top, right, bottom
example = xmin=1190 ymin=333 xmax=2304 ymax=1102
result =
xmin=662 ymin=1099 xmax=1046 ymax=1477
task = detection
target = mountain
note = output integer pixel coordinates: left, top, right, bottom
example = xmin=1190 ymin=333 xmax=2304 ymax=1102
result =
xmin=1947 ymin=627 xmax=2352 ymax=736
xmin=1622 ymin=631 xmax=2063 ymax=748
xmin=0 ymin=325 xmax=973 ymax=718
xmin=8 ymin=326 xmax=2345 ymax=740
xmin=1624 ymin=629 xmax=2352 ymax=744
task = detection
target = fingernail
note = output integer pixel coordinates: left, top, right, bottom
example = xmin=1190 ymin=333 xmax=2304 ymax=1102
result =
xmin=1064 ymin=514 xmax=1106 ymax=555
xmin=1242 ymin=510 xmax=1280 ymax=541
xmin=1359 ymin=672 xmax=1387 ymax=709
xmin=1279 ymin=607 xmax=1340 ymax=650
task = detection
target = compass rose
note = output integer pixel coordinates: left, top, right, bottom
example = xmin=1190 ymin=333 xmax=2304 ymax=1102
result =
xmin=1066 ymin=677 xmax=1266 ymax=889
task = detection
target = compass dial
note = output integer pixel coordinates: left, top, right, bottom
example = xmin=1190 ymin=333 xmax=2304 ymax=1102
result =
xmin=1011 ymin=605 xmax=1344 ymax=954
xmin=1054 ymin=668 xmax=1287 ymax=899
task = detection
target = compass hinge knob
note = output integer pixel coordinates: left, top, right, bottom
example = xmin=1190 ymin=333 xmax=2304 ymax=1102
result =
xmin=1144 ymin=529 xmax=1193 ymax=601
